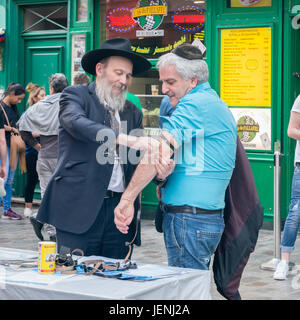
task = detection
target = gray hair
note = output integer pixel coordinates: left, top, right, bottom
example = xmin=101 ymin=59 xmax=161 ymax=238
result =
xmin=157 ymin=53 xmax=209 ymax=84
xmin=48 ymin=73 xmax=69 ymax=93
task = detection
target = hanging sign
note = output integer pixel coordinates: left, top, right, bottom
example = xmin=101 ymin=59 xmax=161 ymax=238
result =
xmin=172 ymin=6 xmax=205 ymax=33
xmin=132 ymin=0 xmax=167 ymax=37
xmin=106 ymin=8 xmax=136 ymax=33
xmin=220 ymin=27 xmax=272 ymax=107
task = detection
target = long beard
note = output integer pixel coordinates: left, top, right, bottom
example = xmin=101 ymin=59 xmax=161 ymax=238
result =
xmin=95 ymin=77 xmax=127 ymax=112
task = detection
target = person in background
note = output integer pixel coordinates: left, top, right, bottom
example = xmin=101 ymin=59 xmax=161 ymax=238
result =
xmin=0 ymin=110 xmax=6 ymax=179
xmin=18 ymin=74 xmax=68 ymax=198
xmin=0 ymin=83 xmax=26 ymax=220
xmin=18 ymin=74 xmax=68 ymax=241
xmin=23 ymin=83 xmax=46 ymax=218
xmin=73 ymin=73 xmax=90 ymax=85
xmin=274 ymin=94 xmax=300 ymax=280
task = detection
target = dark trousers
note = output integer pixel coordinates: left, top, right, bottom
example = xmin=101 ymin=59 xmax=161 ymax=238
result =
xmin=24 ymin=152 xmax=39 ymax=203
xmin=56 ymin=194 xmax=133 ymax=259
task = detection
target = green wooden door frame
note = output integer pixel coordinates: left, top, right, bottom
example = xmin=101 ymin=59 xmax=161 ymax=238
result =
xmin=6 ymin=0 xmax=69 ymax=197
xmin=204 ymin=0 xmax=287 ymax=222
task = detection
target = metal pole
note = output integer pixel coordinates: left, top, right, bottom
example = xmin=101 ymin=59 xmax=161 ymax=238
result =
xmin=274 ymin=151 xmax=281 ymax=260
xmin=260 ymin=151 xmax=281 ymax=271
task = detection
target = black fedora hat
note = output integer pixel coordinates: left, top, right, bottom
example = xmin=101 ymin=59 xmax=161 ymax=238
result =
xmin=81 ymin=38 xmax=152 ymax=76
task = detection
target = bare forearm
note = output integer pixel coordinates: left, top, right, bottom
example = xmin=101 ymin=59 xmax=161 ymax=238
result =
xmin=122 ymin=156 xmax=157 ymax=202
xmin=288 ymin=127 xmax=300 ymax=141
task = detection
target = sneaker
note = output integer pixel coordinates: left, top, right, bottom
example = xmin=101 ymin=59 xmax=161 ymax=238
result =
xmin=2 ymin=208 xmax=23 ymax=220
xmin=273 ymin=260 xmax=289 ymax=280
xmin=24 ymin=207 xmax=33 ymax=218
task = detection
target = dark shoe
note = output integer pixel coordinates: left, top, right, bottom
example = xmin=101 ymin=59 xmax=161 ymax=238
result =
xmin=30 ymin=216 xmax=44 ymax=241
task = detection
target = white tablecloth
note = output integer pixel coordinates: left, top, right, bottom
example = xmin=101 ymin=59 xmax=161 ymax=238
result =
xmin=0 ymin=247 xmax=211 ymax=300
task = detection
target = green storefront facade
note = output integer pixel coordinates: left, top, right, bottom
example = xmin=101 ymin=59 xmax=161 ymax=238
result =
xmin=0 ymin=0 xmax=299 ymax=223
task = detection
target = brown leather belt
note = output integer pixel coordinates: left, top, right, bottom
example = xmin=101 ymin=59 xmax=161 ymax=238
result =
xmin=162 ymin=204 xmax=222 ymax=215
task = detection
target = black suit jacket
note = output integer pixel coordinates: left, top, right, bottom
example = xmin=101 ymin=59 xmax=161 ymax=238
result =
xmin=37 ymin=82 xmax=143 ymax=245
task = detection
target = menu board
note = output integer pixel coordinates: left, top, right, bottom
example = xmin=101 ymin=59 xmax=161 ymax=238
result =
xmin=220 ymin=27 xmax=272 ymax=107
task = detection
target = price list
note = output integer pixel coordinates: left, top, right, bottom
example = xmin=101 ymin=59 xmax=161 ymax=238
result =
xmin=220 ymin=27 xmax=271 ymax=107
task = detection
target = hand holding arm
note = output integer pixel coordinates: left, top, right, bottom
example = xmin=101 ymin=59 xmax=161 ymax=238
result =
xmin=114 ymin=130 xmax=178 ymax=233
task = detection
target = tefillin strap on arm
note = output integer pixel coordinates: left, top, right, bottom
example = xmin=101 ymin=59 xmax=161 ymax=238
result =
xmin=160 ymin=132 xmax=175 ymax=159
xmin=152 ymin=132 xmax=175 ymax=188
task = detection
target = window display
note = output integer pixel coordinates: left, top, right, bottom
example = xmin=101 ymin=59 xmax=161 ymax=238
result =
xmin=77 ymin=0 xmax=88 ymax=22
xmin=99 ymin=0 xmax=206 ymax=130
xmin=71 ymin=34 xmax=86 ymax=84
xmin=100 ymin=0 xmax=206 ymax=59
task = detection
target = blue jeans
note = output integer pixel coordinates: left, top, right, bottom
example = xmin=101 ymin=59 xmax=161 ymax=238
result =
xmin=162 ymin=210 xmax=225 ymax=270
xmin=0 ymin=146 xmax=17 ymax=211
xmin=281 ymin=166 xmax=300 ymax=253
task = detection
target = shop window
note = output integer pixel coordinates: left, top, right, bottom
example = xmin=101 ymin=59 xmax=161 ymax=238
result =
xmin=100 ymin=0 xmax=206 ymax=59
xmin=77 ymin=0 xmax=88 ymax=22
xmin=23 ymin=4 xmax=68 ymax=32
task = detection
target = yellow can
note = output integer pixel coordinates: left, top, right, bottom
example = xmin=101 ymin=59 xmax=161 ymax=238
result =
xmin=38 ymin=241 xmax=56 ymax=274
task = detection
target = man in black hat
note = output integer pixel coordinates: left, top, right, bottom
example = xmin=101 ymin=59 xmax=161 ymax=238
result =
xmin=36 ymin=38 xmax=161 ymax=259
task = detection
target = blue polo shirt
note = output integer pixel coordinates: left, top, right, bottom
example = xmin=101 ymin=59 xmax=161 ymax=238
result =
xmin=160 ymin=82 xmax=237 ymax=210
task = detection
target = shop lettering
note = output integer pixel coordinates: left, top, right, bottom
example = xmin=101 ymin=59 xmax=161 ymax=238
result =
xmin=173 ymin=14 xmax=205 ymax=24
xmin=131 ymin=35 xmax=186 ymax=56
xmin=131 ymin=46 xmax=150 ymax=54
xmin=173 ymin=35 xmax=187 ymax=48
xmin=237 ymin=125 xmax=259 ymax=132
xmin=153 ymin=44 xmax=172 ymax=55
xmin=132 ymin=5 xmax=167 ymax=18
xmin=109 ymin=15 xmax=135 ymax=27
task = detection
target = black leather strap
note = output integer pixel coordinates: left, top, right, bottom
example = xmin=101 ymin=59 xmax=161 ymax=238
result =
xmin=104 ymin=190 xmax=123 ymax=198
xmin=163 ymin=204 xmax=222 ymax=215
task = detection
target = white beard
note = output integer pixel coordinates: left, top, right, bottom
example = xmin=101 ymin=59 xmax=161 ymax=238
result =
xmin=95 ymin=76 xmax=127 ymax=112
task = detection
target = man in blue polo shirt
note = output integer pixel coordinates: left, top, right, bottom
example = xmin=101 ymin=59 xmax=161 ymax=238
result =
xmin=114 ymin=44 xmax=237 ymax=271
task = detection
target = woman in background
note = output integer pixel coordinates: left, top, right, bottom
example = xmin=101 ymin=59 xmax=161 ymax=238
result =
xmin=23 ymin=83 xmax=46 ymax=217
xmin=0 ymin=83 xmax=25 ymax=220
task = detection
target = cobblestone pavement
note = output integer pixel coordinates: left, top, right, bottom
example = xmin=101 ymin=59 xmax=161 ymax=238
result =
xmin=1 ymin=205 xmax=300 ymax=300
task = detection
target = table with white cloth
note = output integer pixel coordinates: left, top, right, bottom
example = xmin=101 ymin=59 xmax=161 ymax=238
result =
xmin=0 ymin=247 xmax=211 ymax=300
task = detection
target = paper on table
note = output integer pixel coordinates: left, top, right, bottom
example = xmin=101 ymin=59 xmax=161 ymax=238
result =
xmin=5 ymin=269 xmax=76 ymax=286
xmin=0 ymin=247 xmax=38 ymax=261
xmin=125 ymin=264 xmax=189 ymax=279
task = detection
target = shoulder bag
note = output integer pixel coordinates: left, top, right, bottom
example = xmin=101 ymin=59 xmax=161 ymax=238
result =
xmin=0 ymin=101 xmax=26 ymax=173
